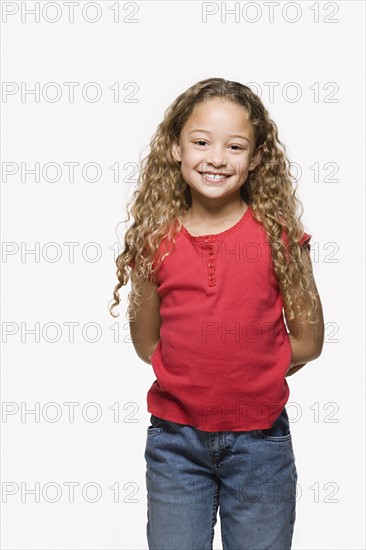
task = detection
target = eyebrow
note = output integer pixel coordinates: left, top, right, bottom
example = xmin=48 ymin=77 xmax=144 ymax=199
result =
xmin=188 ymin=129 xmax=251 ymax=143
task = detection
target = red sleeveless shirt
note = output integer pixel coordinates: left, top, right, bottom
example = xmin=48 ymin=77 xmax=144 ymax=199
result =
xmin=131 ymin=205 xmax=311 ymax=431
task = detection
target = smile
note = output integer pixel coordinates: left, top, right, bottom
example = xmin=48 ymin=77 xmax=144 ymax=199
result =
xmin=199 ymin=172 xmax=233 ymax=183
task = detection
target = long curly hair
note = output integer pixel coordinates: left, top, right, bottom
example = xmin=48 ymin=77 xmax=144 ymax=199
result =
xmin=108 ymin=77 xmax=318 ymax=326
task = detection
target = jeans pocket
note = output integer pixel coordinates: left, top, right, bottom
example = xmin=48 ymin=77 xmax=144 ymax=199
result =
xmin=255 ymin=407 xmax=292 ymax=442
xmin=147 ymin=414 xmax=172 ymax=435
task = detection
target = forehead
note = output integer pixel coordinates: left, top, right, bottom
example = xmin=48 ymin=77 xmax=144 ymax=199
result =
xmin=182 ymin=98 xmax=254 ymax=138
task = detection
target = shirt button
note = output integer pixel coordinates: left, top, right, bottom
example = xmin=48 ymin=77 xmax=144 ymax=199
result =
xmin=208 ymin=263 xmax=214 ymax=268
xmin=209 ymin=275 xmax=215 ymax=281
xmin=205 ymin=237 xmax=211 ymax=243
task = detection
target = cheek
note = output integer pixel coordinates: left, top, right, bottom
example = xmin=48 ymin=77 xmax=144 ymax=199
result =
xmin=182 ymin=149 xmax=202 ymax=166
xmin=238 ymin=156 xmax=253 ymax=171
xmin=231 ymin=160 xmax=248 ymax=174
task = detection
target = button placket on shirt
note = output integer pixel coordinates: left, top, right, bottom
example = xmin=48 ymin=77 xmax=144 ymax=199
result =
xmin=204 ymin=237 xmax=216 ymax=287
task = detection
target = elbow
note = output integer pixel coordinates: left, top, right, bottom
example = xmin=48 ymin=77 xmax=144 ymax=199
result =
xmin=307 ymin=348 xmax=322 ymax=363
xmin=133 ymin=339 xmax=160 ymax=366
xmin=136 ymin=350 xmax=152 ymax=365
xmin=289 ymin=332 xmax=324 ymax=365
xmin=130 ymin=339 xmax=150 ymax=365
xmin=313 ymin=321 xmax=325 ymax=359
xmin=313 ymin=341 xmax=324 ymax=361
xmin=133 ymin=345 xmax=152 ymax=365
xmin=306 ymin=337 xmax=324 ymax=363
xmin=306 ymin=333 xmax=325 ymax=361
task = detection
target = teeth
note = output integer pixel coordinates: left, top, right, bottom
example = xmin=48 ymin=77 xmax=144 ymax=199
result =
xmin=202 ymin=173 xmax=228 ymax=179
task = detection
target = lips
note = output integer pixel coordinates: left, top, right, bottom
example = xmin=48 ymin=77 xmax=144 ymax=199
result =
xmin=199 ymin=172 xmax=233 ymax=176
xmin=199 ymin=171 xmax=233 ymax=182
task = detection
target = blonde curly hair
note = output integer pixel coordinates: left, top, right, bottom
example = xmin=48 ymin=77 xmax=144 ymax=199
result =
xmin=108 ymin=77 xmax=318 ymax=326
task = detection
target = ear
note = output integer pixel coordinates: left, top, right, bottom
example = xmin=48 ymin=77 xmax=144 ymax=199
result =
xmin=171 ymin=139 xmax=181 ymax=163
xmin=248 ymin=145 xmax=263 ymax=172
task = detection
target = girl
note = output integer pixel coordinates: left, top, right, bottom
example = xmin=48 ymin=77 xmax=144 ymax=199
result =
xmin=109 ymin=78 xmax=324 ymax=550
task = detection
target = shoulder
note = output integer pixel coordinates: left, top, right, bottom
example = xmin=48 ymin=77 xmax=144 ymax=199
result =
xmin=281 ymin=227 xmax=312 ymax=250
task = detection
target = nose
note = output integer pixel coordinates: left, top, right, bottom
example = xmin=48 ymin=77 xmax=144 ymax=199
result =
xmin=205 ymin=144 xmax=227 ymax=168
xmin=206 ymin=151 xmax=228 ymax=169
xmin=211 ymin=158 xmax=227 ymax=167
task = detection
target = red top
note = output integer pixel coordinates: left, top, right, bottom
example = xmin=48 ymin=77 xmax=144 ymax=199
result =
xmin=130 ymin=205 xmax=311 ymax=431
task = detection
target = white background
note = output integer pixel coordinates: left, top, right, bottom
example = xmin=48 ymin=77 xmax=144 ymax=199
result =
xmin=1 ymin=1 xmax=365 ymax=549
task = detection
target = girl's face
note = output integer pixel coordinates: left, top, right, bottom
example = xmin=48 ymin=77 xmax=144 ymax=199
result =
xmin=171 ymin=98 xmax=262 ymax=203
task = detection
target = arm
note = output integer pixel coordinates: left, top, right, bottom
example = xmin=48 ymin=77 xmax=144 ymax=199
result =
xmin=285 ymin=362 xmax=307 ymax=377
xmin=285 ymin=246 xmax=325 ymax=376
xmin=129 ymin=278 xmax=162 ymax=365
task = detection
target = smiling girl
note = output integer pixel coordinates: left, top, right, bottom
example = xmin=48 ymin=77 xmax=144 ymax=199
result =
xmin=109 ymin=77 xmax=324 ymax=550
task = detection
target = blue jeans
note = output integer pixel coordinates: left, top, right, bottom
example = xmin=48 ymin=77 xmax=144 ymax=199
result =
xmin=144 ymin=406 xmax=297 ymax=550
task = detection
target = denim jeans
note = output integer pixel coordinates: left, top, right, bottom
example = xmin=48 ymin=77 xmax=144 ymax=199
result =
xmin=144 ymin=406 xmax=297 ymax=550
